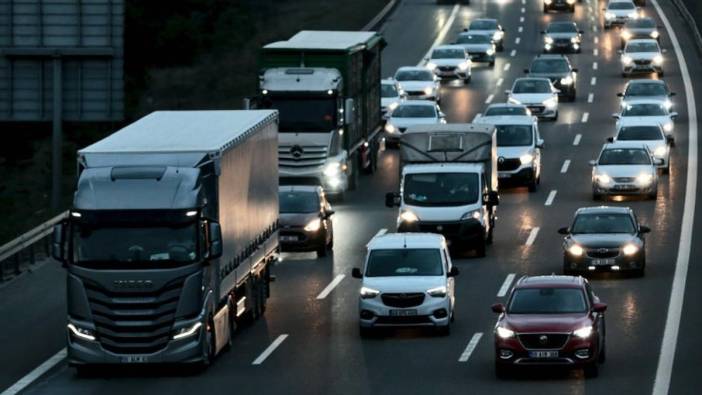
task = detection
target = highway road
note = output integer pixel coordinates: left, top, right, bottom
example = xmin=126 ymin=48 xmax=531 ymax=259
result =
xmin=1 ymin=0 xmax=701 ymax=394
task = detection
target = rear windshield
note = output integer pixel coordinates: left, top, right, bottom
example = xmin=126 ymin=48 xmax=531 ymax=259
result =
xmin=617 ymin=126 xmax=664 ymax=140
xmin=365 ymin=249 xmax=443 ymax=277
xmin=508 ymin=288 xmax=588 ymax=314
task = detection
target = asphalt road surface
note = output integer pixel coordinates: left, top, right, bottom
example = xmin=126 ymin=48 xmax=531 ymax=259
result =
xmin=1 ymin=0 xmax=702 ymax=394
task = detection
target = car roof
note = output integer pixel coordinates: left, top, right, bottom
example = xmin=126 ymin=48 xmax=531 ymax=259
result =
xmin=397 ymin=100 xmax=437 ymax=107
xmin=433 ymin=44 xmax=468 ymax=51
xmin=278 ymin=185 xmax=321 ymax=194
xmin=381 ymin=78 xmax=398 ymax=85
xmin=367 ymin=233 xmax=446 ymax=250
xmin=514 ymin=275 xmax=584 ymax=289
xmin=603 ymin=141 xmax=650 ymax=150
xmin=476 ymin=115 xmax=535 ymax=125
xmin=575 ymin=205 xmax=633 ymax=215
xmin=396 ymin=66 xmax=433 ymax=73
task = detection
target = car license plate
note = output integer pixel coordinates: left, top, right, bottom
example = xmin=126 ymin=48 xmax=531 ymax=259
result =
xmin=121 ymin=355 xmax=149 ymax=363
xmin=389 ymin=309 xmax=418 ymax=317
xmin=528 ymin=351 xmax=559 ymax=359
xmin=614 ymin=184 xmax=636 ymax=191
xmin=593 ymin=259 xmax=615 ymax=266
xmin=280 ymin=236 xmax=298 ymax=242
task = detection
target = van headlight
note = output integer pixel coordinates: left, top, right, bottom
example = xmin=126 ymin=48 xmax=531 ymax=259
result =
xmin=304 ymin=218 xmax=322 ymax=232
xmin=427 ymin=286 xmax=448 ymax=298
xmin=520 ymin=153 xmax=534 ymax=165
xmin=360 ymin=286 xmax=380 ymax=299
xmin=68 ymin=323 xmax=96 ymax=341
xmin=573 ymin=325 xmax=593 ymax=339
xmin=399 ymin=210 xmax=419 ymax=223
xmin=461 ymin=209 xmax=482 ymax=222
xmin=323 ymin=161 xmax=343 ymax=177
xmin=543 ymin=97 xmax=558 ymax=109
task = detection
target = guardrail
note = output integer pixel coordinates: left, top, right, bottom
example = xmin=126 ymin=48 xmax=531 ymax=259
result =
xmin=672 ymin=0 xmax=702 ymax=54
xmin=0 ymin=211 xmax=67 ymax=281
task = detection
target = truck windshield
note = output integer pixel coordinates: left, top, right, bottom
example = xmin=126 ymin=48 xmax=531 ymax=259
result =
xmin=403 ymin=173 xmax=479 ymax=206
xmin=496 ymin=125 xmax=533 ymax=147
xmin=262 ymin=97 xmax=336 ymax=133
xmin=365 ymin=249 xmax=443 ymax=277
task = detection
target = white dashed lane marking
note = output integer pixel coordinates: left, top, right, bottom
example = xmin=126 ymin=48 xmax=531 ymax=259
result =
xmin=573 ymin=134 xmax=582 ymax=146
xmin=525 ymin=227 xmax=540 ymax=246
xmin=561 ymin=160 xmax=571 ymax=173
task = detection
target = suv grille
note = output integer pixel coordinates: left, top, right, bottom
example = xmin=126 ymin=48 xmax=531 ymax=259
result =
xmin=85 ymin=278 xmax=185 ymax=354
xmin=381 ymin=293 xmax=425 ymax=308
xmin=518 ymin=333 xmax=570 ymax=349
xmin=498 ymin=158 xmax=522 ymax=171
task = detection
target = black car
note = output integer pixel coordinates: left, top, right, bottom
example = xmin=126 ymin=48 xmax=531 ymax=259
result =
xmin=525 ymin=54 xmax=578 ymax=102
xmin=543 ymin=0 xmax=576 ymax=13
xmin=559 ymin=206 xmax=650 ymax=276
xmin=542 ymin=21 xmax=584 ymax=53
xmin=279 ymin=186 xmax=334 ymax=257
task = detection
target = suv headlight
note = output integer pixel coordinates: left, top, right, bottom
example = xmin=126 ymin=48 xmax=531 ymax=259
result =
xmin=461 ymin=209 xmax=482 ymax=222
xmin=496 ymin=326 xmax=515 ymax=339
xmin=520 ymin=153 xmax=534 ymax=165
xmin=360 ymin=286 xmax=380 ymax=299
xmin=304 ymin=218 xmax=322 ymax=232
xmin=427 ymin=286 xmax=448 ymax=298
xmin=458 ymin=61 xmax=470 ymax=71
xmin=560 ymin=76 xmax=574 ymax=85
xmin=399 ymin=210 xmax=419 ymax=223
xmin=622 ymin=243 xmax=640 ymax=256
xmin=653 ymin=55 xmax=664 ymax=65
xmin=622 ymin=55 xmax=633 ymax=65
xmin=172 ymin=322 xmax=203 ymax=340
xmin=568 ymin=244 xmax=584 ymax=257
xmin=573 ymin=325 xmax=593 ymax=339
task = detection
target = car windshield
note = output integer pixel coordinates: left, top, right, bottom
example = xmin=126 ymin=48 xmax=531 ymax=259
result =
xmin=627 ymin=18 xmax=656 ymax=28
xmin=432 ymin=48 xmax=465 ymax=59
xmin=571 ymin=213 xmax=636 ymax=234
xmin=617 ymin=126 xmax=664 ymax=140
xmin=392 ymin=105 xmax=436 ymax=118
xmin=609 ymin=2 xmax=635 ymax=10
xmin=622 ymin=103 xmax=666 ymax=116
xmin=513 ymin=79 xmax=551 ymax=93
xmin=365 ymin=249 xmax=443 ymax=277
xmin=626 ymin=42 xmax=659 ymax=52
xmin=470 ymin=20 xmax=497 ymax=30
xmin=598 ymin=148 xmax=652 ymax=165
xmin=404 ymin=173 xmax=479 ymax=206
xmin=261 ymin=97 xmax=336 ymax=133
xmin=548 ymin=23 xmax=577 ymax=33
xmin=381 ymin=84 xmax=399 ymax=98
xmin=496 ymin=125 xmax=533 ymax=147
xmin=396 ymin=70 xmax=433 ymax=81
xmin=457 ymin=34 xmax=491 ymax=44
xmin=530 ymin=59 xmax=570 ymax=73
xmin=625 ymin=83 xmax=667 ymax=97
xmin=485 ymin=106 xmax=529 ymax=116
xmin=279 ymin=191 xmax=319 ymax=213
xmin=508 ymin=288 xmax=588 ymax=314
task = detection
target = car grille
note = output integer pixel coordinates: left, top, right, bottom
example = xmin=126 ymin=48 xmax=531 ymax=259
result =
xmin=614 ymin=177 xmax=636 ymax=183
xmin=498 ymin=158 xmax=522 ymax=171
xmin=635 ymin=60 xmax=651 ymax=65
xmin=381 ymin=293 xmax=425 ymax=308
xmin=518 ymin=333 xmax=570 ymax=350
xmin=587 ymin=248 xmax=620 ymax=259
xmin=375 ymin=315 xmax=432 ymax=325
xmin=437 ymin=66 xmax=455 ymax=71
xmin=406 ymin=90 xmax=426 ymax=97
xmin=526 ymin=105 xmax=545 ymax=114
xmin=555 ymin=38 xmax=571 ymax=45
xmin=85 ymin=278 xmax=185 ymax=354
xmin=278 ymin=145 xmax=328 ymax=169
xmin=280 ymin=229 xmax=308 ymax=242
xmin=418 ymin=223 xmax=461 ymax=236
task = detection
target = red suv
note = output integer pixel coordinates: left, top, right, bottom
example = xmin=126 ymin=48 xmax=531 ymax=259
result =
xmin=491 ymin=275 xmax=606 ymax=378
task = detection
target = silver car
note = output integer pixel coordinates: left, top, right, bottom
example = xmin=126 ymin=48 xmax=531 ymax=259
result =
xmin=590 ymin=142 xmax=660 ymax=200
xmin=620 ymin=39 xmax=665 ymax=77
xmin=384 ymin=101 xmax=445 ymax=144
xmin=610 ymin=121 xmax=670 ymax=173
xmin=620 ymin=17 xmax=661 ymax=49
xmin=617 ymin=79 xmax=675 ymax=112
xmin=542 ymin=21 xmax=583 ymax=53
xmin=604 ymin=0 xmax=639 ymax=30
xmin=454 ymin=32 xmax=496 ymax=66
xmin=613 ymin=99 xmax=678 ymax=143
xmin=425 ymin=45 xmax=472 ymax=82
xmin=381 ymin=79 xmax=404 ymax=117
xmin=506 ymin=78 xmax=560 ymax=120
xmin=465 ymin=18 xmax=505 ymax=51
xmin=394 ymin=66 xmax=441 ymax=102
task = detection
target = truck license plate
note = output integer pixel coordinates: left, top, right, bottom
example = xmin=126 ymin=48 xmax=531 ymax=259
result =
xmin=529 ymin=351 xmax=559 ymax=359
xmin=121 ymin=355 xmax=149 ymax=363
xmin=389 ymin=309 xmax=418 ymax=317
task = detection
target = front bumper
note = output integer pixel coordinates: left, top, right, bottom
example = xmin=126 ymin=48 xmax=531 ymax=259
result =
xmin=544 ymin=41 xmax=580 ymax=53
xmin=605 ymin=17 xmax=630 ymax=27
xmin=280 ymin=227 xmax=325 ymax=252
xmin=359 ymin=295 xmax=450 ymax=328
xmin=469 ymin=52 xmax=495 ymax=63
xmin=433 ymin=66 xmax=469 ymax=79
xmin=623 ymin=61 xmax=662 ymax=74
xmin=564 ymin=249 xmax=644 ymax=272
xmin=398 ymin=218 xmax=486 ymax=245
xmin=498 ymin=166 xmax=536 ymax=184
xmin=524 ymin=104 xmax=557 ymax=119
xmin=280 ymin=169 xmax=349 ymax=194
xmin=495 ymin=333 xmax=598 ymax=367
xmin=592 ymin=180 xmax=656 ymax=196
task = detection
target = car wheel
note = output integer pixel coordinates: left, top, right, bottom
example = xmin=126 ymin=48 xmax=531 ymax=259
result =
xmin=359 ymin=326 xmax=374 ymax=338
xmin=475 ymin=241 xmax=487 ymax=258
xmin=584 ymin=362 xmax=599 ymax=378
xmin=436 ymin=323 xmax=451 ymax=336
xmin=495 ymin=362 xmax=511 ymax=379
xmin=648 ymin=188 xmax=658 ymax=200
xmin=497 ymin=44 xmax=505 ymax=52
xmin=489 ymin=60 xmax=495 ymax=67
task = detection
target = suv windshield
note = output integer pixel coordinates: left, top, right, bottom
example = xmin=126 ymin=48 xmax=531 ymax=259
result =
xmin=508 ymin=288 xmax=588 ymax=314
xmin=279 ymin=191 xmax=319 ymax=213
xmin=547 ymin=23 xmax=577 ymax=33
xmin=392 ymin=105 xmax=436 ymax=118
xmin=469 ymin=20 xmax=498 ymax=30
xmin=625 ymin=83 xmax=667 ymax=97
xmin=513 ymin=79 xmax=551 ymax=93
xmin=530 ymin=59 xmax=570 ymax=73
xmin=262 ymin=97 xmax=336 ymax=133
xmin=496 ymin=125 xmax=533 ymax=147
xmin=396 ymin=70 xmax=433 ymax=81
xmin=626 ymin=42 xmax=659 ymax=52
xmin=432 ymin=48 xmax=465 ymax=59
xmin=404 ymin=173 xmax=479 ymax=206
xmin=571 ymin=213 xmax=636 ymax=234
xmin=457 ymin=34 xmax=491 ymax=44
xmin=598 ymin=148 xmax=651 ymax=165
xmin=365 ymin=248 xmax=443 ymax=277
xmin=485 ymin=106 xmax=528 ymax=116
xmin=381 ymin=84 xmax=399 ymax=98
xmin=622 ymin=103 xmax=666 ymax=116
xmin=618 ymin=126 xmax=663 ymax=140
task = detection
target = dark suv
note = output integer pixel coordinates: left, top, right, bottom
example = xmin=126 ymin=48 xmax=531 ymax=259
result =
xmin=525 ymin=54 xmax=578 ymax=102
xmin=492 ymin=275 xmax=607 ymax=378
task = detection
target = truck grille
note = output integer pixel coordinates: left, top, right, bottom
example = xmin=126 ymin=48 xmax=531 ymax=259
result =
xmin=85 ymin=278 xmax=184 ymax=354
xmin=587 ymin=248 xmax=620 ymax=259
xmin=518 ymin=333 xmax=570 ymax=350
xmin=381 ymin=293 xmax=425 ymax=308
xmin=278 ymin=145 xmax=328 ymax=168
xmin=498 ymin=158 xmax=521 ymax=171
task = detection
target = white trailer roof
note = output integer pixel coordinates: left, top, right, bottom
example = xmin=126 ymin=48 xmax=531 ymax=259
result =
xmin=264 ymin=30 xmax=378 ymax=51
xmin=80 ymin=110 xmax=277 ymax=154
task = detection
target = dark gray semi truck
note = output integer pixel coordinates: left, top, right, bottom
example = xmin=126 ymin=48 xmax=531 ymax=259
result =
xmin=51 ymin=110 xmax=279 ymax=368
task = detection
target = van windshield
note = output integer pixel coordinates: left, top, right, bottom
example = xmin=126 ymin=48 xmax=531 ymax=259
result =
xmin=365 ymin=249 xmax=443 ymax=277
xmin=404 ymin=173 xmax=479 ymax=206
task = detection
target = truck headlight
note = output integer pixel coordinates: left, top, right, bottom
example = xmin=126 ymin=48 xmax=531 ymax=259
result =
xmin=360 ymin=286 xmax=380 ymax=299
xmin=596 ymin=174 xmax=612 ymax=185
xmin=385 ymin=123 xmax=397 ymax=133
xmin=543 ymin=97 xmax=558 ymax=109
xmin=544 ymin=36 xmax=554 ymax=45
xmin=573 ymin=325 xmax=593 ymax=339
xmin=568 ymin=244 xmax=584 ymax=257
xmin=654 ymin=145 xmax=668 ymax=157
xmin=605 ymin=12 xmax=616 ymax=20
xmin=399 ymin=210 xmax=419 ymax=223
xmin=520 ymin=153 xmax=534 ymax=165
xmin=68 ymin=323 xmax=96 ymax=341
xmin=622 ymin=56 xmax=633 ymax=66
xmin=427 ymin=286 xmax=447 ymax=298
xmin=172 ymin=322 xmax=202 ymax=340
xmin=323 ymin=161 xmax=343 ymax=177
xmin=560 ymin=76 xmax=574 ymax=85
xmin=636 ymin=173 xmax=653 ymax=186
xmin=304 ymin=218 xmax=322 ymax=232
xmin=496 ymin=326 xmax=515 ymax=339
xmin=653 ymin=55 xmax=664 ymax=65
xmin=622 ymin=243 xmax=640 ymax=256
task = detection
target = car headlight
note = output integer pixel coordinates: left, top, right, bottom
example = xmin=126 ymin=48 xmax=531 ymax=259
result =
xmin=654 ymin=145 xmax=668 ymax=157
xmin=622 ymin=55 xmax=633 ymax=65
xmin=560 ymin=76 xmax=574 ymax=85
xmin=653 ymin=55 xmax=664 ymax=65
xmin=567 ymin=0 xmax=576 ymax=4
xmin=508 ymin=97 xmax=521 ymax=105
xmin=496 ymin=326 xmax=515 ymax=339
xmin=636 ymin=173 xmax=654 ymax=186
xmin=458 ymin=61 xmax=470 ymax=71
xmin=622 ymin=30 xmax=632 ymax=41
xmin=461 ymin=209 xmax=482 ymax=222
xmin=651 ymin=31 xmax=660 ymax=39
xmin=304 ymin=218 xmax=322 ymax=232
xmin=172 ymin=322 xmax=203 ymax=340
xmin=520 ymin=153 xmax=534 ymax=165
xmin=323 ymin=161 xmax=343 ymax=177
xmin=387 ymin=101 xmax=399 ymax=112
xmin=423 ymin=86 xmax=434 ymax=96
xmin=628 ymin=12 xmax=638 ymax=19
xmin=544 ymin=36 xmax=554 ymax=45
xmin=427 ymin=286 xmax=448 ymax=298
xmin=543 ymin=97 xmax=558 ymax=109
xmin=570 ymin=37 xmax=579 ymax=44
xmin=605 ymin=12 xmax=616 ymax=20
xmin=385 ymin=123 xmax=396 ymax=133
xmin=663 ymin=122 xmax=673 ymax=133
xmin=573 ymin=325 xmax=593 ymax=339
xmin=493 ymin=31 xmax=504 ymax=41
xmin=568 ymin=244 xmax=584 ymax=257
xmin=399 ymin=210 xmax=419 ymax=223
xmin=67 ymin=323 xmax=96 ymax=341
xmin=486 ymin=47 xmax=495 ymax=56
xmin=663 ymin=99 xmax=673 ymax=111
xmin=596 ymin=174 xmax=613 ymax=185
xmin=622 ymin=243 xmax=640 ymax=256
xmin=360 ymin=286 xmax=380 ymax=299
xmin=426 ymin=62 xmax=437 ymax=71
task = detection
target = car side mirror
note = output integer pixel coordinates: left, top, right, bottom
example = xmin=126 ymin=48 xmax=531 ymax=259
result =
xmin=639 ymin=225 xmax=651 ymax=234
xmin=51 ymin=222 xmax=67 ymax=263
xmin=523 ymin=68 xmax=529 ymax=74
xmin=491 ymin=303 xmax=506 ymax=313
xmin=344 ymin=98 xmax=355 ymax=124
xmin=612 ymin=113 xmax=621 ymax=119
xmin=670 ymin=112 xmax=679 ymax=119
xmin=325 ymin=209 xmax=335 ymax=218
xmin=208 ymin=222 xmax=223 ymax=260
xmin=670 ymin=92 xmax=677 ymax=97
xmin=617 ymin=92 xmax=624 ymax=97
xmin=448 ymin=266 xmax=460 ymax=277
xmin=654 ymin=158 xmax=664 ymax=166
xmin=572 ymin=68 xmax=579 ymax=73
xmin=589 ymin=160 xmax=597 ymax=167
xmin=558 ymin=227 xmax=570 ymax=235
xmin=593 ymin=303 xmax=607 ymax=313
xmin=606 ymin=137 xmax=614 ymax=143
xmin=385 ymin=192 xmax=400 ymax=208
xmin=536 ymin=138 xmax=544 ymax=149
xmin=351 ymin=268 xmax=363 ymax=279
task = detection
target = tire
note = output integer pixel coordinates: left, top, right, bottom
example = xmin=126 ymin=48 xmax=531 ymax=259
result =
xmin=598 ymin=321 xmax=607 ymax=363
xmin=592 ymin=190 xmax=602 ymax=201
xmin=495 ymin=362 xmax=511 ymax=379
xmin=569 ymin=90 xmax=577 ymax=102
xmin=543 ymin=5 xmax=548 ymax=13
xmin=489 ymin=60 xmax=495 ymax=67
xmin=436 ymin=323 xmax=451 ymax=336
xmin=475 ymin=241 xmax=487 ymax=258
xmin=648 ymin=188 xmax=658 ymax=200
xmin=584 ymin=362 xmax=599 ymax=378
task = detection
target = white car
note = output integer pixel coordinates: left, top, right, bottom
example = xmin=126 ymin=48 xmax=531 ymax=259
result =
xmin=613 ymin=99 xmax=678 ymax=143
xmin=394 ymin=66 xmax=441 ymax=102
xmin=384 ymin=101 xmax=445 ymax=144
xmin=590 ymin=142 xmax=660 ymax=200
xmin=381 ymin=79 xmax=404 ymax=117
xmin=618 ymin=79 xmax=675 ymax=111
xmin=425 ymin=45 xmax=472 ymax=82
xmin=351 ymin=232 xmax=459 ymax=336
xmin=610 ymin=121 xmax=670 ymax=173
xmin=604 ymin=0 xmax=639 ymax=30
xmin=454 ymin=32 xmax=496 ymax=66
xmin=506 ymin=78 xmax=559 ymax=120
xmin=465 ymin=18 xmax=505 ymax=51
xmin=620 ymin=39 xmax=664 ymax=77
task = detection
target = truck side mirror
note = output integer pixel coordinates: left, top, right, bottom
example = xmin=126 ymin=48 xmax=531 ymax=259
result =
xmin=51 ymin=222 xmax=67 ymax=263
xmin=208 ymin=222 xmax=223 ymax=259
xmin=344 ymin=98 xmax=355 ymax=125
xmin=486 ymin=191 xmax=499 ymax=206
xmin=385 ymin=192 xmax=400 ymax=208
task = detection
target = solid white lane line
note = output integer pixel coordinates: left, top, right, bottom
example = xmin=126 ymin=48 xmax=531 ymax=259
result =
xmin=561 ymin=160 xmax=571 ymax=174
xmin=518 ymin=26 xmax=523 ymax=33
xmin=485 ymin=94 xmax=495 ymax=104
xmin=520 ymin=16 xmax=525 ymax=23
xmin=496 ymin=78 xmax=504 ymax=87
xmin=497 ymin=274 xmax=516 ymax=297
xmin=591 ymin=77 xmax=597 ymax=86
xmin=651 ymin=0 xmax=698 ymax=393
xmin=545 ymin=190 xmax=557 ymax=206
xmin=594 ymin=48 xmax=599 ymax=56
xmin=503 ymin=63 xmax=511 ymax=71
xmin=525 ymin=227 xmax=540 ymax=246
xmin=573 ymin=134 xmax=582 ymax=146
xmin=252 ymin=334 xmax=289 ymax=365
xmin=458 ymin=333 xmax=484 ymax=362
xmin=417 ymin=5 xmax=461 ymax=67
xmin=510 ymin=49 xmax=517 ymax=57
xmin=316 ymin=274 xmax=346 ymax=300
xmin=515 ymin=37 xmax=521 ymax=44
xmin=0 ymin=349 xmax=66 ymax=395
xmin=588 ymin=93 xmax=594 ymax=103
xmin=581 ymin=112 xmax=589 ymax=123
xmin=592 ymin=62 xmax=598 ymax=70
